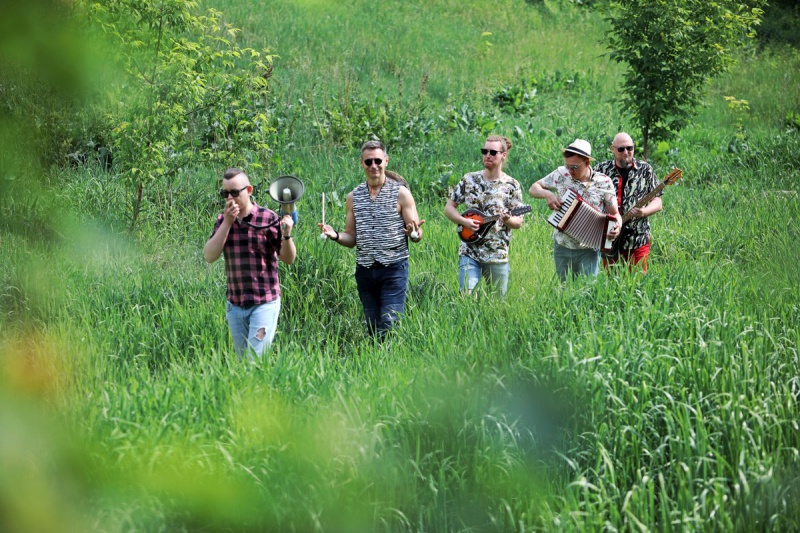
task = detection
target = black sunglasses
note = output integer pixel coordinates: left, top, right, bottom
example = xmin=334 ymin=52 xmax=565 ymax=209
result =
xmin=481 ymin=149 xmax=504 ymax=156
xmin=219 ymin=186 xmax=248 ymax=198
xmin=363 ymin=158 xmax=384 ymax=167
xmin=616 ymin=146 xmax=634 ymax=153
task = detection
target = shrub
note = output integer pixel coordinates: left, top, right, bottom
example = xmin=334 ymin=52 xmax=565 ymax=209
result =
xmin=315 ymin=92 xmax=437 ymax=149
xmin=82 ymin=0 xmax=277 ymax=231
xmin=603 ymin=0 xmax=766 ymax=157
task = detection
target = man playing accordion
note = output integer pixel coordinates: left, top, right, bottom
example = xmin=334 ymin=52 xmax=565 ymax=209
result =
xmin=529 ymin=139 xmax=622 ymax=282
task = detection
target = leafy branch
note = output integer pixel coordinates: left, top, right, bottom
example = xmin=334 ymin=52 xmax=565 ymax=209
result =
xmin=603 ymin=0 xmax=765 ymax=157
xmin=82 ymin=0 xmax=276 ymax=232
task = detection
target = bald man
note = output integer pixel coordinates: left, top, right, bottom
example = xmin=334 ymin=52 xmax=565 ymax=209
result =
xmin=594 ymin=133 xmax=662 ymax=272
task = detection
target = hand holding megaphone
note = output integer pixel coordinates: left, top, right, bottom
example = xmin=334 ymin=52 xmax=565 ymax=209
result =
xmin=280 ymin=213 xmax=294 ymax=236
xmin=268 ymin=175 xmax=304 ymax=225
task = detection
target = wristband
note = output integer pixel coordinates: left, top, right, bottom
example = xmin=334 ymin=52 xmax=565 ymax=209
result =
xmin=332 ymin=230 xmax=340 ymax=242
xmin=282 ymin=235 xmax=292 ymax=240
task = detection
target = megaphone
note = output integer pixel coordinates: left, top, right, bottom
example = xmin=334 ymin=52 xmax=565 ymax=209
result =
xmin=268 ymin=175 xmax=304 ymax=224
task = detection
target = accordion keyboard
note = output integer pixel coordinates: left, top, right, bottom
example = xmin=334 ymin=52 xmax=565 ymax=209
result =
xmin=547 ymin=189 xmax=578 ymax=228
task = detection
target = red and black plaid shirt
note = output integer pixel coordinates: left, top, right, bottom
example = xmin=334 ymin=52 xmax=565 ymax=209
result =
xmin=210 ymin=202 xmax=282 ymax=307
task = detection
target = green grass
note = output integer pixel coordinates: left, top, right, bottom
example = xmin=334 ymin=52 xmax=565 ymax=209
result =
xmin=2 ymin=0 xmax=800 ymax=531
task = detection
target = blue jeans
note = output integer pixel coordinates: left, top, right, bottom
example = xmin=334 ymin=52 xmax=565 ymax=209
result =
xmin=553 ymin=243 xmax=600 ymax=282
xmin=458 ymin=255 xmax=510 ymax=295
xmin=354 ymin=259 xmax=408 ymax=337
xmin=226 ymin=298 xmax=281 ymax=361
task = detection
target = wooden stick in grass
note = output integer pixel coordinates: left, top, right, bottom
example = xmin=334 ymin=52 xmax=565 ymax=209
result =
xmin=320 ymin=192 xmax=328 ymax=239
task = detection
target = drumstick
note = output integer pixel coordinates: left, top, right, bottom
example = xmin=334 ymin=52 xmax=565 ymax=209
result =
xmin=320 ymin=192 xmax=328 ymax=239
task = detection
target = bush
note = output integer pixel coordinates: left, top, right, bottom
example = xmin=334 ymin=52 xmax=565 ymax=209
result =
xmin=315 ymin=92 xmax=437 ymax=149
xmin=81 ymin=0 xmax=277 ymax=231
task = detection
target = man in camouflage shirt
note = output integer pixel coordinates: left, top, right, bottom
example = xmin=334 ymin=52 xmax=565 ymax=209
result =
xmin=445 ymin=135 xmax=524 ymax=295
xmin=594 ymin=132 xmax=662 ymax=272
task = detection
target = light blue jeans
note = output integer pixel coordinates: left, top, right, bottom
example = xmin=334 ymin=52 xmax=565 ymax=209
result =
xmin=553 ymin=243 xmax=600 ymax=282
xmin=225 ymin=298 xmax=281 ymax=361
xmin=458 ymin=255 xmax=510 ymax=295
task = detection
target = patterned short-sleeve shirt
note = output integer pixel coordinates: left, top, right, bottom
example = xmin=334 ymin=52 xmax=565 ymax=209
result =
xmin=210 ymin=202 xmax=282 ymax=307
xmin=539 ymin=166 xmax=617 ymax=250
xmin=450 ymin=171 xmax=524 ymax=263
xmin=594 ymin=159 xmax=660 ymax=251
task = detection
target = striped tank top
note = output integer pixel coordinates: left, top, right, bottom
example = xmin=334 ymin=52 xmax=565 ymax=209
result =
xmin=352 ymin=178 xmax=409 ymax=267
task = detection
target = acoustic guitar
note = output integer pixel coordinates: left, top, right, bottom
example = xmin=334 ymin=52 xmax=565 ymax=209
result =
xmin=457 ymin=205 xmax=532 ymax=244
xmin=606 ymin=167 xmax=683 ymax=259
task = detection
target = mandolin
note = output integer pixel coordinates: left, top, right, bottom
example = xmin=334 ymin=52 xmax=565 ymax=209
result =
xmin=606 ymin=167 xmax=682 ymax=258
xmin=457 ymin=205 xmax=532 ymax=244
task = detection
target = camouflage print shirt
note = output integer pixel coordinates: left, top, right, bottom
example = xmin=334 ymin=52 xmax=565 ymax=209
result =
xmin=538 ymin=166 xmax=617 ymax=250
xmin=450 ymin=171 xmax=524 ymax=264
xmin=594 ymin=159 xmax=660 ymax=251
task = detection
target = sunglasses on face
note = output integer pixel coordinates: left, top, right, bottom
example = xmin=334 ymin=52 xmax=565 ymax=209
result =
xmin=565 ymin=164 xmax=583 ymax=171
xmin=616 ymin=146 xmax=634 ymax=153
xmin=363 ymin=158 xmax=384 ymax=167
xmin=481 ymin=149 xmax=504 ymax=156
xmin=219 ymin=186 xmax=248 ymax=198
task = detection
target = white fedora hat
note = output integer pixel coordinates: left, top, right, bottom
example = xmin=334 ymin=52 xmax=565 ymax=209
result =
xmin=562 ymin=138 xmax=594 ymax=160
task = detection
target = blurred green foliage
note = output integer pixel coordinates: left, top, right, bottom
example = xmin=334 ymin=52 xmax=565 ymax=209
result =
xmin=758 ymin=0 xmax=800 ymax=48
xmin=1 ymin=0 xmax=800 ymax=531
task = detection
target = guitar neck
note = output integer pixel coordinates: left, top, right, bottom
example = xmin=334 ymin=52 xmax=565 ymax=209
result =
xmin=621 ymin=182 xmax=666 ymax=224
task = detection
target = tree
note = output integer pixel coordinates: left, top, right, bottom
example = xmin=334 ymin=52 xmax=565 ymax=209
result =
xmin=82 ymin=0 xmax=276 ymax=232
xmin=603 ymin=0 xmax=765 ymax=157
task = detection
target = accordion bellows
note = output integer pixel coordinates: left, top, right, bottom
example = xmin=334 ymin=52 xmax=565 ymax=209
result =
xmin=547 ymin=189 xmax=617 ymax=252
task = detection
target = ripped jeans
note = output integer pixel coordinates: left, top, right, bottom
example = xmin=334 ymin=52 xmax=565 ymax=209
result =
xmin=226 ymin=298 xmax=281 ymax=361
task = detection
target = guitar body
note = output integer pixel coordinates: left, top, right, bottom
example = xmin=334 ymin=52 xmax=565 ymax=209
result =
xmin=457 ymin=205 xmax=532 ymax=244
xmin=605 ymin=168 xmax=683 ymax=260
xmin=458 ymin=209 xmax=494 ymax=244
xmin=603 ymin=226 xmax=632 ymax=260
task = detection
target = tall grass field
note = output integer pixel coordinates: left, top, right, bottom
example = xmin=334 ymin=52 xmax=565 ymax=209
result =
xmin=1 ymin=0 xmax=799 ymax=531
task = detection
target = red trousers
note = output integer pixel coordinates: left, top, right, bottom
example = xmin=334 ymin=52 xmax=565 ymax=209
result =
xmin=603 ymin=242 xmax=650 ymax=273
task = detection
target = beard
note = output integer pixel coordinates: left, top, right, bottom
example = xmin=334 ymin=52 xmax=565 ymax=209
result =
xmin=617 ymin=158 xmax=633 ymax=169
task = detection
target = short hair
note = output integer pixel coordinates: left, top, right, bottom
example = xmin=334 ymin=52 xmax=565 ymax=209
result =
xmin=360 ymin=140 xmax=387 ymax=154
xmin=223 ymin=167 xmax=246 ymax=181
xmin=562 ymin=151 xmax=590 ymax=162
xmin=486 ymin=134 xmax=512 ymax=152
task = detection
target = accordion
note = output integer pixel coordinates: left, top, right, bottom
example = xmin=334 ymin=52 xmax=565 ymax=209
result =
xmin=547 ymin=189 xmax=618 ymax=252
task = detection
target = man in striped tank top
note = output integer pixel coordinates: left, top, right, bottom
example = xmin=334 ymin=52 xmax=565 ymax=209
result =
xmin=318 ymin=140 xmax=425 ymax=337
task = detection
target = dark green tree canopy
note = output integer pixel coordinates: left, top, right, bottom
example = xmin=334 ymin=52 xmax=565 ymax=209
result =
xmin=603 ymin=0 xmax=765 ymax=156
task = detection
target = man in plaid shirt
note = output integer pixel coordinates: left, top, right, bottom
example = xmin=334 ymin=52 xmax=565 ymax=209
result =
xmin=204 ymin=168 xmax=296 ymax=361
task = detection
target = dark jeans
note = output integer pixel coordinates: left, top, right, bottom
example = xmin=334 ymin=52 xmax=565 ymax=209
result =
xmin=354 ymin=259 xmax=408 ymax=336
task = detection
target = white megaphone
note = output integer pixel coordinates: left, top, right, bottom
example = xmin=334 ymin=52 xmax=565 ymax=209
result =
xmin=268 ymin=175 xmax=304 ymax=225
